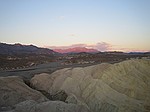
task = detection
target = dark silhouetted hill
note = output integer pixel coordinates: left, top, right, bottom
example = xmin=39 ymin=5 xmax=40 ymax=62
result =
xmin=0 ymin=43 xmax=58 ymax=55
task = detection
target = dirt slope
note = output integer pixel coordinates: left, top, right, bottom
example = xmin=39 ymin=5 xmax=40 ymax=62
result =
xmin=30 ymin=59 xmax=150 ymax=112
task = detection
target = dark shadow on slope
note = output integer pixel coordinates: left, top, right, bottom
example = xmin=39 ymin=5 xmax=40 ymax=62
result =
xmin=23 ymin=78 xmax=68 ymax=102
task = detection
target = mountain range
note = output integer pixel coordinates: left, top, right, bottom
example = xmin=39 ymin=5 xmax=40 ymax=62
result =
xmin=53 ymin=47 xmax=99 ymax=53
xmin=0 ymin=43 xmax=57 ymax=55
xmin=0 ymin=43 xmax=99 ymax=55
xmin=1 ymin=43 xmax=149 ymax=55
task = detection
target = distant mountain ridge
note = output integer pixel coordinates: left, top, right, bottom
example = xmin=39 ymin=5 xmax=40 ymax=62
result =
xmin=0 ymin=43 xmax=57 ymax=55
xmin=53 ymin=47 xmax=99 ymax=53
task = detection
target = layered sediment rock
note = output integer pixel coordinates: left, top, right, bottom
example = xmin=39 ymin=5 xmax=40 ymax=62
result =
xmin=0 ymin=76 xmax=48 ymax=108
xmin=7 ymin=100 xmax=90 ymax=112
xmin=1 ymin=59 xmax=150 ymax=112
xmin=0 ymin=74 xmax=89 ymax=112
xmin=30 ymin=59 xmax=150 ymax=112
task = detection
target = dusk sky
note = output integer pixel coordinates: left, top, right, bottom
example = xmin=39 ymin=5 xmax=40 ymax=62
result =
xmin=0 ymin=0 xmax=150 ymax=52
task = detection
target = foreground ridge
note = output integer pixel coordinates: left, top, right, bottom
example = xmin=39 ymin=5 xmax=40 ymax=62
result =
xmin=0 ymin=59 xmax=150 ymax=112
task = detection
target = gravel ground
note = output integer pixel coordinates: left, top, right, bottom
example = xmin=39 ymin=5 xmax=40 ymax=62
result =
xmin=0 ymin=60 xmax=120 ymax=79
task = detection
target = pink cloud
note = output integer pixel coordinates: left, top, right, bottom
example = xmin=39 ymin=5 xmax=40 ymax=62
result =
xmin=87 ymin=42 xmax=112 ymax=51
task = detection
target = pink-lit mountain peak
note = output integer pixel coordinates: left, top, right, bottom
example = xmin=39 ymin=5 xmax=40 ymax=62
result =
xmin=53 ymin=47 xmax=99 ymax=53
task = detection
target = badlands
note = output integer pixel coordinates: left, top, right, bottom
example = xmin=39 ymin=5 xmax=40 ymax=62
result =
xmin=0 ymin=59 xmax=150 ymax=112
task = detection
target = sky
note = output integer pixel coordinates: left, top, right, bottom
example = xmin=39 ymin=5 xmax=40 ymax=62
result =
xmin=0 ymin=0 xmax=150 ymax=52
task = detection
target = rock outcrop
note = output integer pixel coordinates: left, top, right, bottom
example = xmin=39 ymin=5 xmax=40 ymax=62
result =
xmin=0 ymin=75 xmax=90 ymax=112
xmin=30 ymin=59 xmax=150 ymax=112
xmin=1 ymin=59 xmax=150 ymax=112
xmin=0 ymin=76 xmax=48 ymax=110
xmin=6 ymin=100 xmax=90 ymax=112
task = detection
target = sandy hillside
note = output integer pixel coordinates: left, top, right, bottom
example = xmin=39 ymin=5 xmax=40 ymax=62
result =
xmin=0 ymin=59 xmax=150 ymax=112
xmin=31 ymin=59 xmax=150 ymax=112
